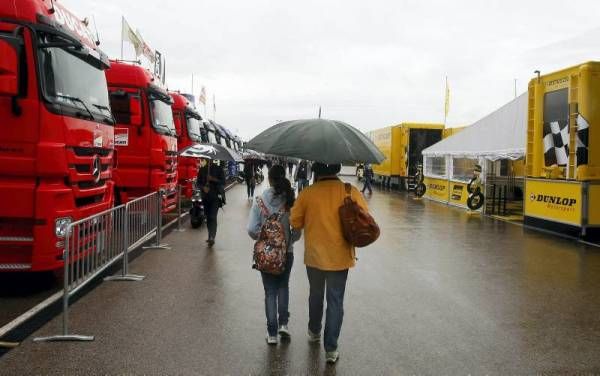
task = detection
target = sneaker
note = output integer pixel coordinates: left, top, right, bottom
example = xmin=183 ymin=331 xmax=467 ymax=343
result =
xmin=278 ymin=325 xmax=290 ymax=338
xmin=207 ymin=239 xmax=215 ymax=246
xmin=266 ymin=334 xmax=278 ymax=345
xmin=307 ymin=329 xmax=321 ymax=343
xmin=325 ymin=350 xmax=339 ymax=364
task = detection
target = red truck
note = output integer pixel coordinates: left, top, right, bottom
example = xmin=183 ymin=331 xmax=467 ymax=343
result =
xmin=0 ymin=0 xmax=115 ymax=271
xmin=105 ymin=61 xmax=178 ymax=212
xmin=170 ymin=92 xmax=203 ymax=198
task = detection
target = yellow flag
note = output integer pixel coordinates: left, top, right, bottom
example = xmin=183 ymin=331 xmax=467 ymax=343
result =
xmin=444 ymin=77 xmax=450 ymax=122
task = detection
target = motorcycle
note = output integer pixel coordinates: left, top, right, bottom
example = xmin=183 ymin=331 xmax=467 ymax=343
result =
xmin=356 ymin=164 xmax=364 ymax=182
xmin=189 ymin=188 xmax=206 ymax=229
xmin=413 ymin=165 xmax=426 ymax=197
xmin=466 ymin=165 xmax=484 ymax=210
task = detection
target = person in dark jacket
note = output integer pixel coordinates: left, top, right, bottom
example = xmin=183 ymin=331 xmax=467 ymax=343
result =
xmin=197 ymin=160 xmax=226 ymax=246
xmin=244 ymin=162 xmax=258 ymax=200
xmin=361 ymin=163 xmax=374 ymax=195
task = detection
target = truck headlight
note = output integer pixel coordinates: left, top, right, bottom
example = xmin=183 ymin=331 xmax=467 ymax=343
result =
xmin=55 ymin=217 xmax=73 ymax=238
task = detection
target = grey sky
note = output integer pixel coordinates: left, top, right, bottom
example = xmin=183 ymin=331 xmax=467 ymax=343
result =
xmin=68 ymin=0 xmax=600 ymax=140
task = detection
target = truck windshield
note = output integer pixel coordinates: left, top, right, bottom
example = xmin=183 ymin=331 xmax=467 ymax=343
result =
xmin=38 ymin=42 xmax=111 ymax=124
xmin=149 ymin=98 xmax=176 ymax=136
xmin=186 ymin=116 xmax=202 ymax=142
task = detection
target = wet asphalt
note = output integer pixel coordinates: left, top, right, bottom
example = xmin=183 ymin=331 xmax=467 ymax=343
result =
xmin=1 ymin=176 xmax=600 ymax=375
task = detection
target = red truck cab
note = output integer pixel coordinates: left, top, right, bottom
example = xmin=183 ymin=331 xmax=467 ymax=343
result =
xmin=170 ymin=92 xmax=204 ymax=198
xmin=0 ymin=0 xmax=115 ymax=271
xmin=105 ymin=61 xmax=178 ymax=212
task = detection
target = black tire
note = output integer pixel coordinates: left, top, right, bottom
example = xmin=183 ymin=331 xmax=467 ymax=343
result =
xmin=189 ymin=206 xmax=204 ymax=229
xmin=414 ymin=183 xmax=426 ymax=197
xmin=467 ymin=192 xmax=484 ymax=210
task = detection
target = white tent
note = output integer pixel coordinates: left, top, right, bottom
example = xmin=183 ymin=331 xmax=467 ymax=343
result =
xmin=423 ymin=93 xmax=527 ymax=161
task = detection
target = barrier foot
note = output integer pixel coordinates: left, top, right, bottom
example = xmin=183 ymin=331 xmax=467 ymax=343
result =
xmin=33 ymin=334 xmax=94 ymax=342
xmin=104 ymin=274 xmax=145 ymax=282
xmin=143 ymin=243 xmax=170 ymax=250
xmin=0 ymin=341 xmax=19 ymax=348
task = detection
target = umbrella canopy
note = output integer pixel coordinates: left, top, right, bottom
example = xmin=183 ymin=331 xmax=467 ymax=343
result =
xmin=246 ymin=119 xmax=385 ymax=164
xmin=242 ymin=149 xmax=266 ymax=161
xmin=179 ymin=143 xmax=243 ymax=162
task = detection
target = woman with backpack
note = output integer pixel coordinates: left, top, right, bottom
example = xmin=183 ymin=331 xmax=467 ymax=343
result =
xmin=247 ymin=165 xmax=301 ymax=345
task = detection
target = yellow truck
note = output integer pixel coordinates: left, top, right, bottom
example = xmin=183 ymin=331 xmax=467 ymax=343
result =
xmin=525 ymin=61 xmax=600 ymax=239
xmin=370 ymin=123 xmax=445 ymax=189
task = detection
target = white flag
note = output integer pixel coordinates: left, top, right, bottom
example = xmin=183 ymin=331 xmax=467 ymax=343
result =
xmin=121 ymin=16 xmax=143 ymax=57
xmin=199 ymin=86 xmax=206 ymax=105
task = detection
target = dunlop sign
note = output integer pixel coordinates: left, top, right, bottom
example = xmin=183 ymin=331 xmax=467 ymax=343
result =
xmin=525 ymin=180 xmax=582 ymax=226
xmin=424 ymin=177 xmax=449 ymax=203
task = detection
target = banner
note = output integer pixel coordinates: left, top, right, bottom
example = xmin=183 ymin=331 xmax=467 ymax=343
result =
xmin=449 ymin=181 xmax=469 ymax=207
xmin=424 ymin=177 xmax=449 ymax=203
xmin=525 ymin=179 xmax=582 ymax=226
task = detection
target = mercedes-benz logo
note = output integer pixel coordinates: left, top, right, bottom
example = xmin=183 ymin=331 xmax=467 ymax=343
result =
xmin=91 ymin=155 xmax=101 ymax=183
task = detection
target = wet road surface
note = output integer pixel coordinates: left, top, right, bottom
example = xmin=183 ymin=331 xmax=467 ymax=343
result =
xmin=1 ymin=177 xmax=600 ymax=374
xmin=0 ymin=273 xmax=59 ymax=329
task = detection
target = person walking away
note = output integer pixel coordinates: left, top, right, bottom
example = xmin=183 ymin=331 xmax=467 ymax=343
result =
xmin=197 ymin=159 xmax=225 ymax=246
xmin=244 ymin=162 xmax=257 ymax=200
xmin=247 ymin=165 xmax=300 ymax=345
xmin=287 ymin=161 xmax=294 ymax=177
xmin=290 ymin=163 xmax=369 ymax=364
xmin=294 ymin=160 xmax=310 ymax=193
xmin=361 ymin=163 xmax=373 ymax=195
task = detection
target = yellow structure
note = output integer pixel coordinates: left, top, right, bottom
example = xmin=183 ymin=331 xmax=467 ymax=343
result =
xmin=370 ymin=122 xmax=445 ymax=188
xmin=525 ymin=62 xmax=600 ymax=238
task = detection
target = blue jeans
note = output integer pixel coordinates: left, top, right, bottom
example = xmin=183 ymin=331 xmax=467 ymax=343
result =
xmin=362 ymin=177 xmax=373 ymax=193
xmin=306 ymin=266 xmax=349 ymax=352
xmin=298 ymin=178 xmax=309 ymax=192
xmin=261 ymin=253 xmax=294 ymax=336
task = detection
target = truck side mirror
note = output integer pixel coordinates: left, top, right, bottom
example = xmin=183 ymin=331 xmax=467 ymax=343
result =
xmin=129 ymin=96 xmax=142 ymax=126
xmin=0 ymin=36 xmax=21 ymax=97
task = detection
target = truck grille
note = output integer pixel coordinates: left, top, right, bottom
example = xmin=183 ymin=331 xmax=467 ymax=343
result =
xmin=165 ymin=151 xmax=178 ymax=184
xmin=67 ymin=147 xmax=114 ymax=208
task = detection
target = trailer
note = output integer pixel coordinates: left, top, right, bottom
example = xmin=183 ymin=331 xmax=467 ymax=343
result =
xmin=524 ymin=62 xmax=600 ymax=239
xmin=370 ymin=123 xmax=445 ymax=189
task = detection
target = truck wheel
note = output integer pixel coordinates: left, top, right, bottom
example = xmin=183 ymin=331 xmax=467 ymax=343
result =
xmin=414 ymin=183 xmax=426 ymax=197
xmin=467 ymin=192 xmax=484 ymax=210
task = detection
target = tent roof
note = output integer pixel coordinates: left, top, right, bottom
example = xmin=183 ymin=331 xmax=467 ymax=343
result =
xmin=423 ymin=93 xmax=527 ymax=161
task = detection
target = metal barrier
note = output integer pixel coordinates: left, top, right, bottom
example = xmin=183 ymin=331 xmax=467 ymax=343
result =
xmin=33 ymin=191 xmax=169 ymax=342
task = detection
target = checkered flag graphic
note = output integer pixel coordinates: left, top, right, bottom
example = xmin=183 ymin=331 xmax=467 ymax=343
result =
xmin=576 ymin=114 xmax=589 ymax=166
xmin=543 ymin=120 xmax=569 ymax=166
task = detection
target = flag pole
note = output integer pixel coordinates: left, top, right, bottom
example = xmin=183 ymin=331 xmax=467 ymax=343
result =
xmin=444 ymin=76 xmax=448 ymax=126
xmin=120 ymin=16 xmax=124 ymax=60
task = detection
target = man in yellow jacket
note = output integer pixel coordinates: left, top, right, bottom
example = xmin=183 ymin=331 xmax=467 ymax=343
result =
xmin=290 ymin=162 xmax=369 ymax=364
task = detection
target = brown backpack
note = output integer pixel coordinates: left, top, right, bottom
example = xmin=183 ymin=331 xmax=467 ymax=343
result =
xmin=339 ymin=183 xmax=380 ymax=247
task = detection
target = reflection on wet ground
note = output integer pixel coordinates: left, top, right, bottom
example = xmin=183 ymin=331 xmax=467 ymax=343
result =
xmin=0 ymin=177 xmax=599 ymax=374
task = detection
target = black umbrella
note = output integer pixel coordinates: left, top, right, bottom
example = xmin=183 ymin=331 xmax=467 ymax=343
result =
xmin=241 ymin=149 xmax=266 ymax=161
xmin=179 ymin=143 xmax=243 ymax=162
xmin=246 ymin=119 xmax=385 ymax=164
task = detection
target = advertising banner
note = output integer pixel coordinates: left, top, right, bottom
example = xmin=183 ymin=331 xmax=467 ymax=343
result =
xmin=525 ymin=179 xmax=582 ymax=226
xmin=449 ymin=181 xmax=469 ymax=207
xmin=424 ymin=177 xmax=449 ymax=203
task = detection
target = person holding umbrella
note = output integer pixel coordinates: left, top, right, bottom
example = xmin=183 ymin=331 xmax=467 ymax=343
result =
xmin=197 ymin=160 xmax=225 ymax=246
xmin=181 ymin=143 xmax=243 ymax=246
xmin=246 ymin=118 xmax=384 ymax=364
xmin=244 ymin=161 xmax=258 ymax=200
